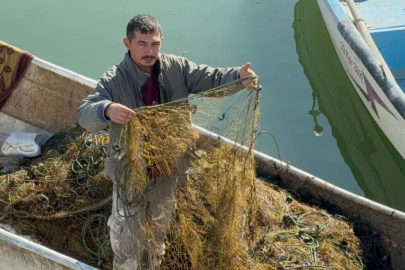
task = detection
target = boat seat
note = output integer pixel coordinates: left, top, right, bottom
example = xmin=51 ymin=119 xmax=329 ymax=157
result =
xmin=370 ymin=26 xmax=405 ymax=71
xmin=356 ymin=0 xmax=405 ymax=31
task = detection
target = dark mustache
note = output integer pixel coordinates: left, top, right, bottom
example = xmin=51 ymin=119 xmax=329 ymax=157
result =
xmin=142 ymin=55 xmax=156 ymax=60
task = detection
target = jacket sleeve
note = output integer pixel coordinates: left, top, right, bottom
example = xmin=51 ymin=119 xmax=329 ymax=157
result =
xmin=180 ymin=57 xmax=241 ymax=94
xmin=77 ymin=81 xmax=113 ymax=133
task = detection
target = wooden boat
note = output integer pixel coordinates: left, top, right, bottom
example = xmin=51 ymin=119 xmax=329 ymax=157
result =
xmin=316 ymin=0 xmax=405 ymax=160
xmin=1 ymin=42 xmax=405 ymax=269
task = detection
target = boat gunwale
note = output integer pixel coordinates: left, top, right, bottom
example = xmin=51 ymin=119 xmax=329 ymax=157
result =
xmin=195 ymin=125 xmax=405 ymax=219
xmin=0 ymin=226 xmax=99 ymax=270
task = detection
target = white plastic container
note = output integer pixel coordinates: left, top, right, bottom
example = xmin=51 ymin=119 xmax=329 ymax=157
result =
xmin=1 ymin=132 xmax=41 ymax=157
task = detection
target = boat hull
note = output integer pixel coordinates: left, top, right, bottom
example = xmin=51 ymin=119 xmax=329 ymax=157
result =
xmin=1 ymin=47 xmax=405 ymax=269
xmin=317 ymin=0 xmax=405 ymax=160
xmin=0 ymin=228 xmax=97 ymax=270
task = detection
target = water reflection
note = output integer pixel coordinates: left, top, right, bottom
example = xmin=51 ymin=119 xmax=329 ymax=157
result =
xmin=308 ymin=94 xmax=324 ymax=137
xmin=293 ymin=0 xmax=405 ymax=211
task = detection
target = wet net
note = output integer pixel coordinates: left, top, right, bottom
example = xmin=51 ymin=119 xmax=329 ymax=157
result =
xmin=0 ymin=127 xmax=113 ymax=266
xmin=0 ymin=75 xmax=378 ymax=269
xmin=112 ymin=76 xmax=260 ymax=269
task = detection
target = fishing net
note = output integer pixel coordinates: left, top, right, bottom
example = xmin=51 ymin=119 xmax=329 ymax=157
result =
xmin=111 ymin=76 xmax=259 ymax=269
xmin=0 ymin=126 xmax=113 ymax=267
xmin=110 ymin=76 xmax=365 ymax=270
xmin=0 ymin=75 xmax=379 ymax=269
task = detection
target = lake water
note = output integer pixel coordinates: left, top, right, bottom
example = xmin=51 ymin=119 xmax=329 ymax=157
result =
xmin=1 ymin=0 xmax=404 ymax=211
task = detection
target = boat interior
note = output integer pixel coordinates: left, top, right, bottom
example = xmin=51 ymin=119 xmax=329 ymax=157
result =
xmin=0 ymin=59 xmax=93 ymax=173
xmin=344 ymin=0 xmax=405 ymax=91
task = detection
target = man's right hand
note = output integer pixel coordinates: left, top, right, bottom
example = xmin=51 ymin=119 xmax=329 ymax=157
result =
xmin=239 ymin=62 xmax=260 ymax=90
xmin=105 ymin=103 xmax=136 ymax=124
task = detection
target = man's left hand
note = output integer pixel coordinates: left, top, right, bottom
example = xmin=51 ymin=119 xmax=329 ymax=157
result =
xmin=239 ymin=62 xmax=260 ymax=90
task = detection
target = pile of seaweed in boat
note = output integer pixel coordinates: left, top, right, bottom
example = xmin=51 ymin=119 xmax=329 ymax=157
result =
xmin=0 ymin=126 xmax=114 ymax=268
xmin=0 ymin=77 xmax=390 ymax=269
xmin=0 ymin=127 xmax=388 ymax=270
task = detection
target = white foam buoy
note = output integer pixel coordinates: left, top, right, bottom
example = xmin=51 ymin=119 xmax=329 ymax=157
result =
xmin=1 ymin=132 xmax=41 ymax=157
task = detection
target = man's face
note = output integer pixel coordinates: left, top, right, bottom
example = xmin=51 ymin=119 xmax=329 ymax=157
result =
xmin=124 ymin=30 xmax=162 ymax=72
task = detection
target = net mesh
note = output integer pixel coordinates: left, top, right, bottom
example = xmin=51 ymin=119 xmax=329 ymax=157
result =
xmin=0 ymin=76 xmax=379 ymax=269
xmin=112 ymin=77 xmax=260 ymax=269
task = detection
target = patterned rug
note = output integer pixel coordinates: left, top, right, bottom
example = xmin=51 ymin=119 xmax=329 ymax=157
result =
xmin=0 ymin=40 xmax=33 ymax=109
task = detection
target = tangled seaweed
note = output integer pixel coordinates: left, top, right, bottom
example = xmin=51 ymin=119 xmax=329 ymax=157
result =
xmin=161 ymin=139 xmax=364 ymax=270
xmin=0 ymin=76 xmax=387 ymax=269
xmin=0 ymin=127 xmax=113 ymax=268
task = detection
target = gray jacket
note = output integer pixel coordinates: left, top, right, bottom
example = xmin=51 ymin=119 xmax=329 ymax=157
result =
xmin=77 ymin=52 xmax=240 ymax=179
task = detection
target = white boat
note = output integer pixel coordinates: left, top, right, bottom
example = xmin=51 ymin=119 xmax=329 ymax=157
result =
xmin=294 ymin=0 xmax=405 ymax=214
xmin=1 ymin=41 xmax=405 ymax=269
xmin=316 ymin=0 xmax=405 ymax=160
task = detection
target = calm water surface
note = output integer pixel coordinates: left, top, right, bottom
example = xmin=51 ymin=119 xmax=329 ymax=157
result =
xmin=1 ymin=0 xmax=404 ymax=211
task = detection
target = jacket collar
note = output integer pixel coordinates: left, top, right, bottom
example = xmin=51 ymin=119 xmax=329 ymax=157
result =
xmin=124 ymin=52 xmax=162 ymax=90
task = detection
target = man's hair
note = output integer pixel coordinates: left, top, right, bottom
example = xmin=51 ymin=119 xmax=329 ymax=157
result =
xmin=126 ymin=14 xmax=162 ymax=40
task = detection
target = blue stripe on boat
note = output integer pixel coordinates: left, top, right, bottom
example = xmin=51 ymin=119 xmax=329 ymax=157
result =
xmin=370 ymin=26 xmax=405 ymax=91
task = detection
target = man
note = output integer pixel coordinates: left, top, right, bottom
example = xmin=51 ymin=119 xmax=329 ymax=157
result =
xmin=77 ymin=14 xmax=258 ymax=270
